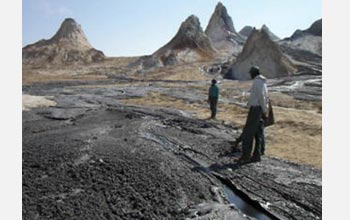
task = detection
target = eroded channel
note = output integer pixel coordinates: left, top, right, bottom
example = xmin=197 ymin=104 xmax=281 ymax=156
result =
xmin=140 ymin=121 xmax=280 ymax=220
xmin=192 ymin=157 xmax=280 ymax=220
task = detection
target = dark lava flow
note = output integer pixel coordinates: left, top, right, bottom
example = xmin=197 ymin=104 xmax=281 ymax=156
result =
xmin=183 ymin=152 xmax=280 ymax=220
xmin=23 ymin=80 xmax=321 ymax=220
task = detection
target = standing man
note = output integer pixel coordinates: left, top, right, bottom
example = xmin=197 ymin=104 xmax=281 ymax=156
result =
xmin=208 ymin=79 xmax=219 ymax=119
xmin=238 ymin=66 xmax=269 ymax=163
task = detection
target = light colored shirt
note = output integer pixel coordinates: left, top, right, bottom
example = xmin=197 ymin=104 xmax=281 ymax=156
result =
xmin=247 ymin=75 xmax=269 ymax=113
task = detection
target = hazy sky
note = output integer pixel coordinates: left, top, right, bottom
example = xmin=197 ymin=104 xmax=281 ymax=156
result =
xmin=22 ymin=0 xmax=322 ymax=57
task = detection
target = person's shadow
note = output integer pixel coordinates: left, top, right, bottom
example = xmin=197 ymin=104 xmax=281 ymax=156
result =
xmin=218 ymin=143 xmax=242 ymax=158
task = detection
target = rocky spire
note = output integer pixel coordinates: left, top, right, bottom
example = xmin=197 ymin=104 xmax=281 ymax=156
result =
xmin=154 ymin=15 xmax=215 ymax=56
xmin=22 ymin=18 xmax=104 ymax=66
xmin=261 ymin=24 xmax=280 ymax=41
xmin=226 ymin=28 xmax=296 ymax=80
xmin=49 ymin=18 xmax=92 ymax=49
xmin=131 ymin=15 xmax=216 ymax=71
xmin=205 ymin=2 xmax=236 ymax=40
xmin=205 ymin=2 xmax=244 ymax=56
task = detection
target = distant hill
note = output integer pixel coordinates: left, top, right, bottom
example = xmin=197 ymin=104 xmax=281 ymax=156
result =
xmin=290 ymin=19 xmax=322 ymax=39
xmin=22 ymin=18 xmax=105 ymax=67
xmin=280 ymin=19 xmax=322 ymax=55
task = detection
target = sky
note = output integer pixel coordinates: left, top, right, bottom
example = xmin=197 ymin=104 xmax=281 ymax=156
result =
xmin=22 ymin=0 xmax=322 ymax=57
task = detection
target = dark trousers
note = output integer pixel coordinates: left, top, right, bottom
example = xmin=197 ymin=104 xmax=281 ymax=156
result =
xmin=235 ymin=124 xmax=265 ymax=155
xmin=254 ymin=119 xmax=265 ymax=155
xmin=209 ymin=97 xmax=218 ymax=118
xmin=241 ymin=106 xmax=264 ymax=159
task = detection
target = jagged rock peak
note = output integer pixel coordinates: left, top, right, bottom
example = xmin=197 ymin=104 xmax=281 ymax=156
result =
xmin=261 ymin=24 xmax=280 ymax=41
xmin=50 ymin=18 xmax=92 ymax=49
xmin=132 ymin=15 xmax=215 ymax=71
xmin=206 ymin=2 xmax=236 ymax=33
xmin=154 ymin=14 xmax=215 ymax=56
xmin=177 ymin=15 xmax=203 ymax=38
xmin=205 ymin=2 xmax=244 ymax=56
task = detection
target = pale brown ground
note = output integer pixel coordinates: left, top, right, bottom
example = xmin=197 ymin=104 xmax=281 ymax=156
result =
xmin=22 ymin=56 xmax=137 ymax=85
xmin=23 ymin=63 xmax=322 ymax=169
xmin=22 ymin=94 xmax=57 ymax=111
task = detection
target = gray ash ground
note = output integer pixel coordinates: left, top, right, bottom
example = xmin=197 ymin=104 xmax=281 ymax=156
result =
xmin=23 ymin=79 xmax=321 ymax=220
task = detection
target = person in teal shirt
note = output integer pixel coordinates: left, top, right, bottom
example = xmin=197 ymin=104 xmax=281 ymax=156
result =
xmin=208 ymin=79 xmax=219 ymax=119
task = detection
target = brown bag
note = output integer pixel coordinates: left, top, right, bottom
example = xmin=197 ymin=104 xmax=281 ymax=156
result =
xmin=264 ymin=99 xmax=275 ymax=127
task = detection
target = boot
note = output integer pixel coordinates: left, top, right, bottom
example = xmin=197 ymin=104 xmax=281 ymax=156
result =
xmin=250 ymin=154 xmax=261 ymax=162
xmin=236 ymin=155 xmax=251 ymax=163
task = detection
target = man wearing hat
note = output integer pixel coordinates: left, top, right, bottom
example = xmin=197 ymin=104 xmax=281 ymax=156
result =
xmin=238 ymin=66 xmax=269 ymax=163
xmin=208 ymin=79 xmax=219 ymax=119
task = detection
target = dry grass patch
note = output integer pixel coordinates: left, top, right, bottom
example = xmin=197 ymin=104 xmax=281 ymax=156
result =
xmin=22 ymin=56 xmax=138 ymax=85
xmin=130 ymin=62 xmax=212 ymax=82
xmin=265 ymin=107 xmax=321 ymax=168
xmin=121 ymin=92 xmax=322 ymax=169
xmin=22 ymin=72 xmax=108 ymax=85
xmin=270 ymin=93 xmax=322 ymax=113
xmin=68 ymin=81 xmax=150 ymax=89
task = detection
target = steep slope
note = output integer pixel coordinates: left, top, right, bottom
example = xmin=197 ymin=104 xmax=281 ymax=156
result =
xmin=261 ymin=24 xmax=280 ymax=41
xmin=205 ymin=2 xmax=244 ymax=56
xmin=280 ymin=19 xmax=322 ymax=55
xmin=154 ymin=15 xmax=216 ymax=61
xmin=23 ymin=18 xmax=105 ymax=67
xmin=130 ymin=15 xmax=216 ymax=71
xmin=290 ymin=19 xmax=322 ymax=39
xmin=226 ymin=28 xmax=297 ymax=80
